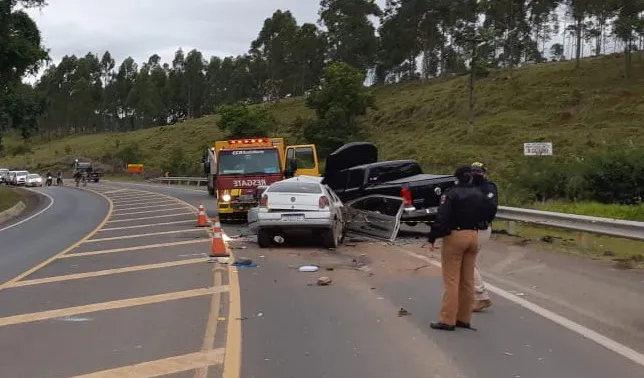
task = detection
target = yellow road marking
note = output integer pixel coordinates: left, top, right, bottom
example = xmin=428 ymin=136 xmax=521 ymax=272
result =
xmin=194 ymin=268 xmax=223 ymax=378
xmin=110 ymin=206 xmax=189 ymax=216
xmin=0 ymin=190 xmax=113 ymax=292
xmin=0 ymin=286 xmax=227 ymax=328
xmin=222 ymin=251 xmax=242 ymax=378
xmin=85 ymin=228 xmax=206 ymax=243
xmin=59 ymin=239 xmax=210 ymax=258
xmin=103 ymin=189 xmax=128 ymax=194
xmin=10 ymin=258 xmax=205 ymax=287
xmin=108 ymin=195 xmax=165 ymax=202
xmin=113 ymin=200 xmax=174 ymax=208
xmin=111 ymin=196 xmax=169 ymax=203
xmin=99 ymin=219 xmax=194 ymax=231
xmin=70 ymin=349 xmax=225 ymax=378
xmin=106 ymin=212 xmax=194 ymax=223
xmin=157 ymin=193 xmax=243 ymax=378
xmin=113 ymin=203 xmax=180 ymax=211
xmin=104 ymin=193 xmax=149 ymax=200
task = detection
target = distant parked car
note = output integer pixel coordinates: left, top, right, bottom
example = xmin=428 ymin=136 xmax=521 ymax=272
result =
xmin=248 ymin=176 xmax=346 ymax=248
xmin=26 ymin=173 xmax=43 ymax=187
xmin=14 ymin=171 xmax=29 ymax=186
xmin=0 ymin=168 xmax=8 ymax=184
xmin=7 ymin=171 xmax=17 ymax=185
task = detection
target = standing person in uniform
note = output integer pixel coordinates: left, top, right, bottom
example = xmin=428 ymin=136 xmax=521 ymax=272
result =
xmin=427 ymin=165 xmax=488 ymax=331
xmin=471 ymin=162 xmax=498 ymax=312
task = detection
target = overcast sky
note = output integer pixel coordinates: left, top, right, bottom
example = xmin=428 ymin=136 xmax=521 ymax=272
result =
xmin=24 ymin=0 xmax=386 ymax=78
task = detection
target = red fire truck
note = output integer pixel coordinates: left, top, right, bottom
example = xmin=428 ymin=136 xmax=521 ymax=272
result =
xmin=203 ymin=137 xmax=320 ymax=219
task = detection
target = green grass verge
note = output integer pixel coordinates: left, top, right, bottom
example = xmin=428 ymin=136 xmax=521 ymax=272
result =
xmin=0 ymin=187 xmax=21 ymax=212
xmin=532 ymin=201 xmax=644 ymax=221
xmin=493 ymin=221 xmax=644 ymax=267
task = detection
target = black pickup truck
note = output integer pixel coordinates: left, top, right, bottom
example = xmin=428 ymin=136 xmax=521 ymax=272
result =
xmin=321 ymin=142 xmax=456 ymax=225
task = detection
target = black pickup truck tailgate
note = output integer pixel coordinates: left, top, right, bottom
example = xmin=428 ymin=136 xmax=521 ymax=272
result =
xmin=385 ymin=174 xmax=455 ymax=208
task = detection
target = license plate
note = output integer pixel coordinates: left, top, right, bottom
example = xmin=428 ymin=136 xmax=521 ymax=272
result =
xmin=425 ymin=207 xmax=438 ymax=214
xmin=282 ymin=214 xmax=304 ymax=221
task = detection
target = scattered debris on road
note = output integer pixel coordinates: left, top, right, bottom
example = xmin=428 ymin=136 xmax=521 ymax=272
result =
xmin=317 ymin=277 xmax=332 ymax=286
xmin=299 ymin=265 xmax=319 ymax=272
xmin=398 ymin=307 xmax=410 ymax=317
xmin=54 ymin=316 xmax=93 ymax=322
xmin=235 ymin=257 xmax=253 ymax=265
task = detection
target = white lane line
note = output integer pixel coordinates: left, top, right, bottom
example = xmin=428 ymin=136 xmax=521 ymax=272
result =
xmin=0 ymin=190 xmax=55 ymax=233
xmin=398 ymin=247 xmax=644 ymax=367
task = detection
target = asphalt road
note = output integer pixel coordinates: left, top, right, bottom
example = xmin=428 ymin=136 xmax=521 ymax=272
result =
xmin=0 ymin=186 xmax=108 ymax=285
xmin=0 ymin=183 xmax=231 ymax=377
xmin=100 ymin=181 xmax=644 ymax=378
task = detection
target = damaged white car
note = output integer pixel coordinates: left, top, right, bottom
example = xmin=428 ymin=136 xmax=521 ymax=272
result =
xmin=248 ymin=176 xmax=406 ymax=248
xmin=248 ymin=176 xmax=344 ymax=248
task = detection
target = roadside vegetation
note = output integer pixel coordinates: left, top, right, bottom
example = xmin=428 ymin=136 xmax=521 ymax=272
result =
xmin=3 ymin=54 xmax=644 ymax=217
xmin=0 ymin=187 xmax=21 ymax=213
xmin=2 ymin=0 xmax=644 ymax=225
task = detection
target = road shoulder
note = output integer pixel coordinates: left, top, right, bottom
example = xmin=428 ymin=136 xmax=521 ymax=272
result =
xmin=0 ymin=187 xmax=42 ymax=226
xmin=391 ymin=234 xmax=644 ymax=354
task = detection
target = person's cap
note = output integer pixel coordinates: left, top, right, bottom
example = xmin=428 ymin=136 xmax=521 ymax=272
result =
xmin=471 ymin=161 xmax=487 ymax=173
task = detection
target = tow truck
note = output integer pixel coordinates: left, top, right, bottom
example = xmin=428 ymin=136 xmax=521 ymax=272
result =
xmin=203 ymin=137 xmax=320 ymax=219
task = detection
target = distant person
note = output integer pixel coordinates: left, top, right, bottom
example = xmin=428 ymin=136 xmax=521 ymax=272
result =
xmin=427 ymin=166 xmax=488 ymax=331
xmin=471 ymin=162 xmax=498 ymax=312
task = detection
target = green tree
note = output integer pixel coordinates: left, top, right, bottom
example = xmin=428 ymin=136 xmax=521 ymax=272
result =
xmin=183 ymin=49 xmax=206 ymax=118
xmin=304 ymin=61 xmax=375 ymax=156
xmin=216 ymin=103 xmax=274 ymax=139
xmin=250 ymin=10 xmax=299 ymax=100
xmin=318 ymin=0 xmax=382 ymax=71
xmin=293 ymin=23 xmax=326 ymax=94
xmin=0 ymin=0 xmax=49 ymax=146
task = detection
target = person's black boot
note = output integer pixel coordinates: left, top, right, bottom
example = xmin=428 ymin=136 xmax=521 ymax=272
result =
xmin=456 ymin=321 xmax=477 ymax=330
xmin=430 ymin=322 xmax=455 ymax=331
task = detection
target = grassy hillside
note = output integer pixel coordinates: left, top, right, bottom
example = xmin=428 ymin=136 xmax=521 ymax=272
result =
xmin=2 ymin=53 xmax=644 ymax=202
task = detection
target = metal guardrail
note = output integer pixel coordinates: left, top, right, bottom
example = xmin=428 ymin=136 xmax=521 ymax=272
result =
xmin=149 ymin=176 xmax=644 ymax=241
xmin=496 ymin=206 xmax=644 ymax=241
xmin=147 ymin=177 xmax=207 ymax=186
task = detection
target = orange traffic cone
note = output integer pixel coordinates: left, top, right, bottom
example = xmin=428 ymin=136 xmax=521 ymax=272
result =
xmin=209 ymin=216 xmax=230 ymax=258
xmin=196 ymin=204 xmax=209 ymax=227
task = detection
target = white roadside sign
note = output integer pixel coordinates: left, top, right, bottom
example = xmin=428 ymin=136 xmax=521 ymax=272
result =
xmin=524 ymin=142 xmax=553 ymax=156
